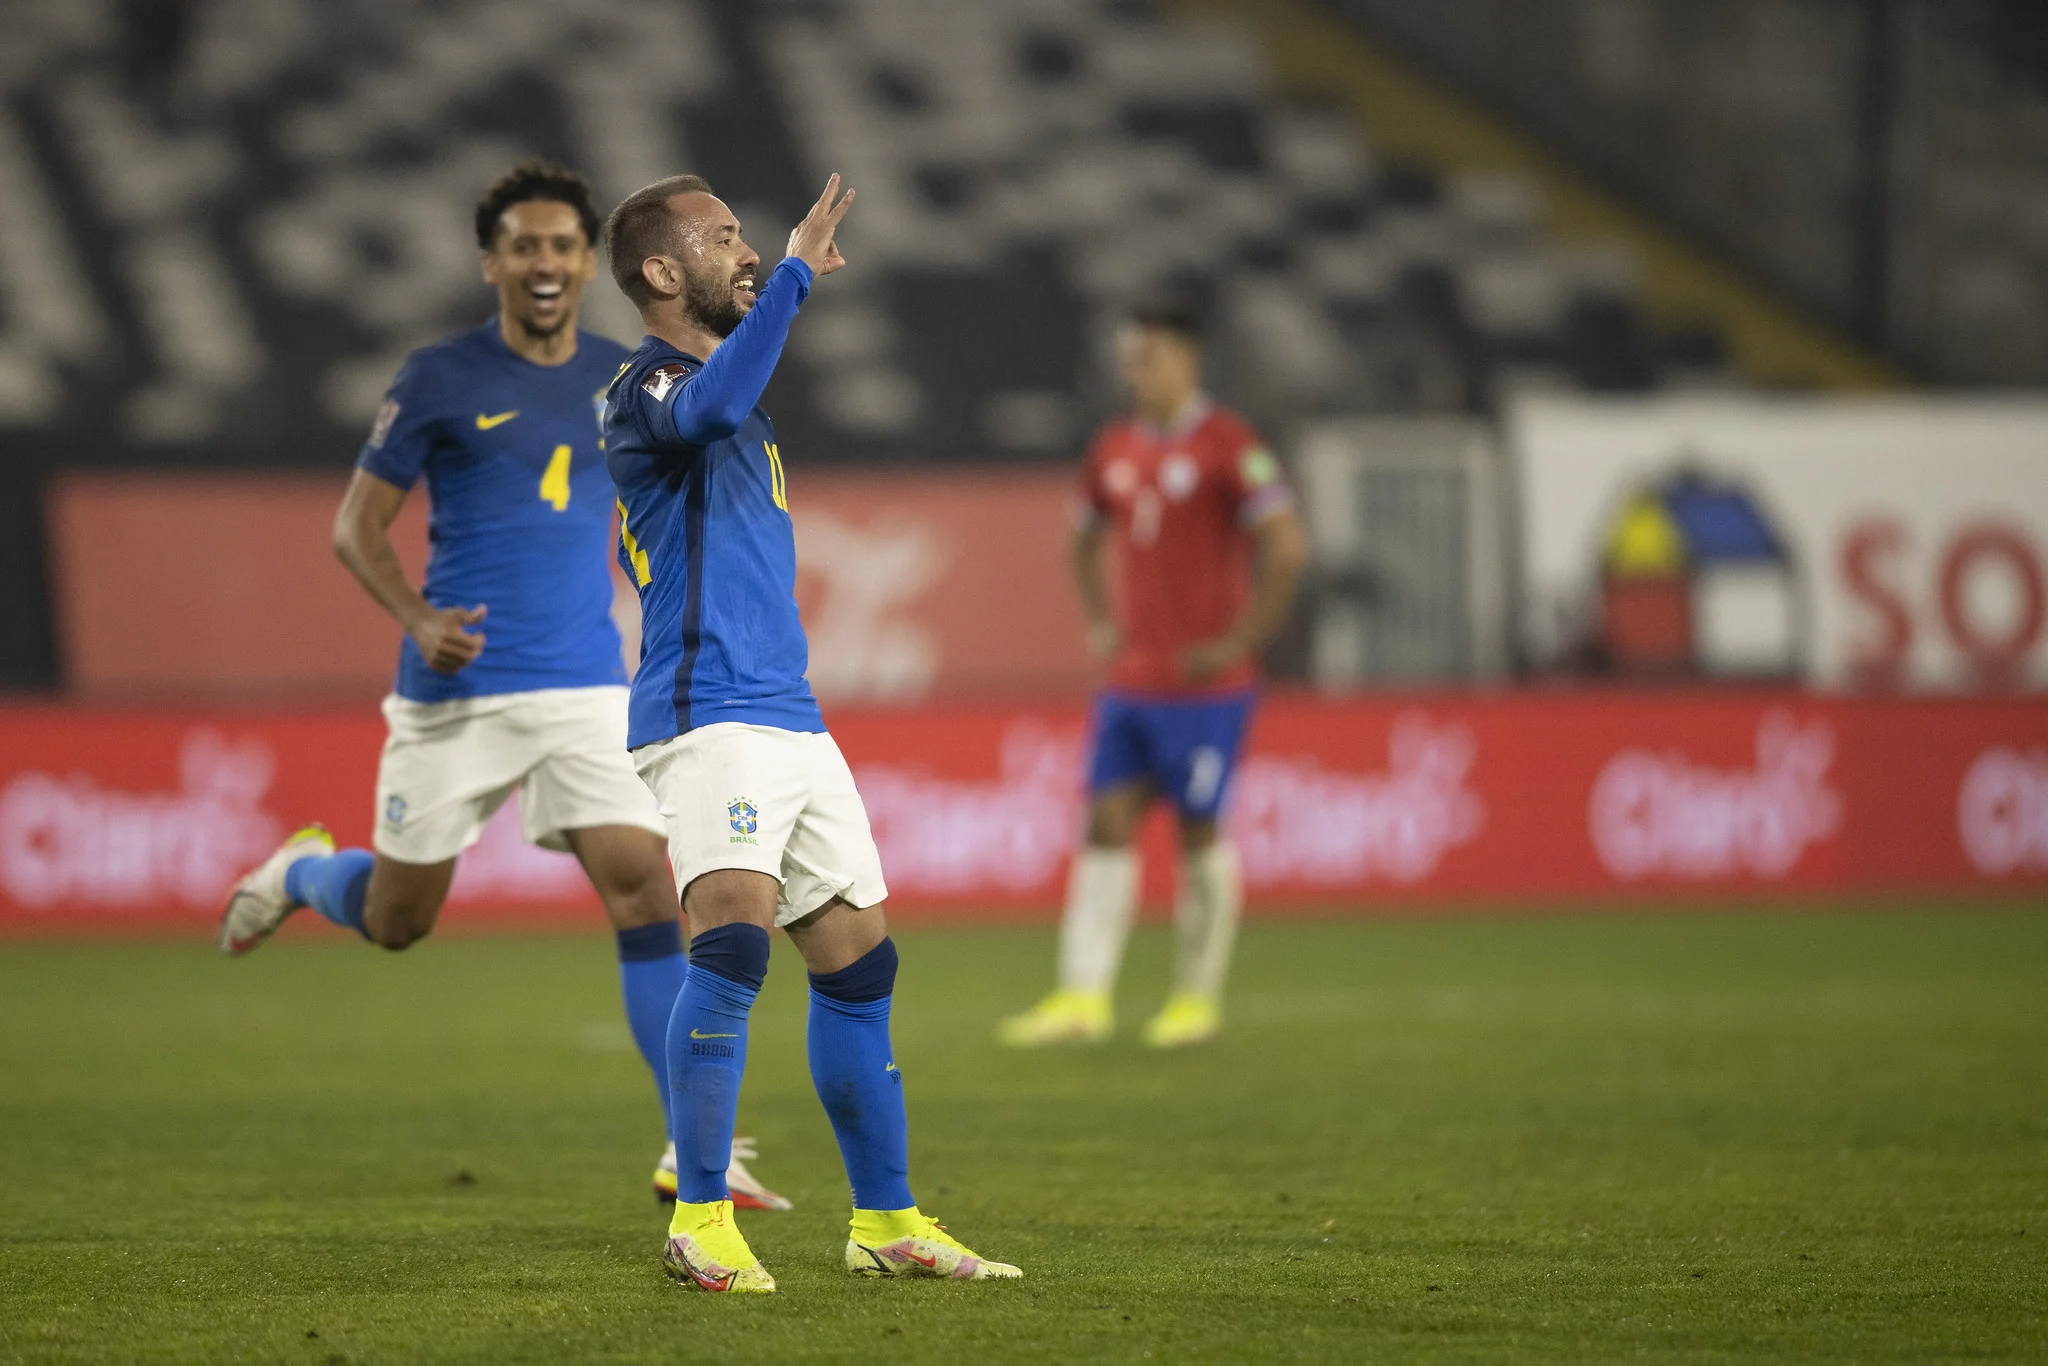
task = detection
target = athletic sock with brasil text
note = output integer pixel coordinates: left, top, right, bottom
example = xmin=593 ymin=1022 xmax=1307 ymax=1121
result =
xmin=665 ymin=922 xmax=767 ymax=1204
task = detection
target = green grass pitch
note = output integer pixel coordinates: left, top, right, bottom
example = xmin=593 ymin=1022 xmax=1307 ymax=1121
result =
xmin=2 ymin=909 xmax=2044 ymax=1364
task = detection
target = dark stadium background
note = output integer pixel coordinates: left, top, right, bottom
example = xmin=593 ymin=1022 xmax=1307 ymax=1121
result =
xmin=2 ymin=0 xmax=2044 ymax=689
xmin=0 ymin=5 xmax=2043 ymax=1360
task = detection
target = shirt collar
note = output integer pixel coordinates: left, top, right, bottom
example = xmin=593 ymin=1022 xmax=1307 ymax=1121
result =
xmin=1134 ymin=392 xmax=1214 ymax=442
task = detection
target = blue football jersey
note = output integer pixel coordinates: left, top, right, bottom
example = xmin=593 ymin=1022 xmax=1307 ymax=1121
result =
xmin=358 ymin=321 xmax=629 ymax=703
xmin=604 ymin=262 xmax=824 ymax=748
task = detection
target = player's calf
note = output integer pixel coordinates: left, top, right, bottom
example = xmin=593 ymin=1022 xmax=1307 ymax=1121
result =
xmin=358 ymin=857 xmax=457 ymax=951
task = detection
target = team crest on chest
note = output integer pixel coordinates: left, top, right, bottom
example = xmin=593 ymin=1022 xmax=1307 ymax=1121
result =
xmin=1159 ymin=452 xmax=1200 ymax=501
xmin=727 ymin=797 xmax=759 ymax=844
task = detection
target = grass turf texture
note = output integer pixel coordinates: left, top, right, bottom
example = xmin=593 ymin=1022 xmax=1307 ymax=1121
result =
xmin=1 ymin=911 xmax=2044 ymax=1364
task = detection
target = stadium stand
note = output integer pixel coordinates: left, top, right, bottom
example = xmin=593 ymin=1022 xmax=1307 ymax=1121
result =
xmin=0 ymin=0 xmax=1744 ymax=480
xmin=1325 ymin=0 xmax=2048 ymax=386
xmin=11 ymin=0 xmax=2026 ymax=692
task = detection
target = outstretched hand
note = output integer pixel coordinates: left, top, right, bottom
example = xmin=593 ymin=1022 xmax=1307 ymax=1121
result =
xmin=787 ymin=174 xmax=854 ymax=277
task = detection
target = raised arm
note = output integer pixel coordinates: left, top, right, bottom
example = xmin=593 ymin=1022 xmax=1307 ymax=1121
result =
xmin=669 ymin=257 xmax=813 ymax=443
xmin=669 ymin=175 xmax=854 ymax=443
xmin=332 ymin=468 xmax=486 ymax=674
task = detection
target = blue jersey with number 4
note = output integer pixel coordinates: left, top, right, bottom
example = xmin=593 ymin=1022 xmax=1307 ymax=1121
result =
xmin=604 ymin=257 xmax=824 ymax=749
xmin=358 ymin=321 xmax=629 ymax=703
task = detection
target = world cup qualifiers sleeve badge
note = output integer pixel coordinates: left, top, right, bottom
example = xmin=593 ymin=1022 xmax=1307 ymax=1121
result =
xmin=1239 ymin=445 xmax=1279 ymax=487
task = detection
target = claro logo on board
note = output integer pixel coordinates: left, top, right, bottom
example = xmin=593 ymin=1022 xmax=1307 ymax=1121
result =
xmin=1957 ymin=747 xmax=2048 ymax=876
xmin=857 ymin=713 xmax=1488 ymax=896
xmin=857 ymin=721 xmax=1081 ymax=894
xmin=0 ymin=731 xmax=283 ymax=911
xmin=1589 ymin=712 xmax=1843 ymax=880
xmin=1231 ymin=716 xmax=1485 ymax=886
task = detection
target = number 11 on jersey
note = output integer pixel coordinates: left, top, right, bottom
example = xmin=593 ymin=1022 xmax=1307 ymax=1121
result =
xmin=764 ymin=442 xmax=788 ymax=512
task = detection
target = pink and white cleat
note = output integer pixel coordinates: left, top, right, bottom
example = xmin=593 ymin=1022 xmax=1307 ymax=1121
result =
xmin=217 ymin=824 xmax=334 ymax=956
xmin=845 ymin=1208 xmax=1022 ymax=1280
xmin=653 ymin=1137 xmax=793 ymax=1211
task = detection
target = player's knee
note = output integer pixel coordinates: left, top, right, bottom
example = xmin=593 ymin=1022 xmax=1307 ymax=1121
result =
xmin=689 ymin=920 xmax=772 ymax=991
xmin=1178 ymin=818 xmax=1220 ymax=851
xmin=600 ymin=862 xmax=675 ymax=929
xmin=363 ymin=900 xmax=438 ymax=951
xmin=1086 ymin=802 xmax=1143 ymax=848
xmin=581 ymin=831 xmax=673 ymax=908
xmin=682 ymin=870 xmax=777 ymax=931
xmin=366 ymin=919 xmax=427 ymax=951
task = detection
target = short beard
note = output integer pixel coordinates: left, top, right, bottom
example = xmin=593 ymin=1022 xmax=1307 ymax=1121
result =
xmin=682 ymin=269 xmax=748 ymax=338
xmin=512 ymin=310 xmax=570 ymax=341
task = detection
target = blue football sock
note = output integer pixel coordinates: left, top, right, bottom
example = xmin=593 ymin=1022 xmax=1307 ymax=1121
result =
xmin=284 ymin=849 xmax=373 ymax=937
xmin=667 ymin=922 xmax=769 ymax=1204
xmin=808 ymin=937 xmax=914 ymax=1211
xmin=617 ymin=921 xmax=686 ymax=1135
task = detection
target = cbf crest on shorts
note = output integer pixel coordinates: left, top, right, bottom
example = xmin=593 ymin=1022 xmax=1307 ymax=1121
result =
xmin=727 ymin=797 xmax=759 ymax=845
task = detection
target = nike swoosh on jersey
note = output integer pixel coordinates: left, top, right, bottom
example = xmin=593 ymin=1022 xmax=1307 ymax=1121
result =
xmin=475 ymin=410 xmax=520 ymax=429
xmin=690 ymin=1029 xmax=738 ymax=1040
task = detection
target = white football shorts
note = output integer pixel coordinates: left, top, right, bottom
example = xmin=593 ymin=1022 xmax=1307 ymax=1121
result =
xmin=632 ymin=722 xmax=888 ymax=927
xmin=374 ymin=686 xmax=666 ymax=864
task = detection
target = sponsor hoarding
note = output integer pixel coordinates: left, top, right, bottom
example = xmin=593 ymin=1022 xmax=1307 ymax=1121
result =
xmin=2 ymin=693 xmax=2041 ymax=934
xmin=48 ymin=469 xmax=1092 ymax=702
xmin=1510 ymin=396 xmax=2048 ymax=691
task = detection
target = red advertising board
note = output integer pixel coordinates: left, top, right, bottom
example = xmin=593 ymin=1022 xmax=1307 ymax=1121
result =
xmin=2 ymin=693 xmax=2043 ymax=936
xmin=47 ymin=469 xmax=1092 ymax=702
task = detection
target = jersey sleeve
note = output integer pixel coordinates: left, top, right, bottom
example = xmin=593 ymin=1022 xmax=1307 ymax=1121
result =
xmin=356 ymin=352 xmax=443 ymax=490
xmin=1217 ymin=418 xmax=1292 ymax=526
xmin=637 ymin=257 xmax=814 ymax=449
xmin=627 ymin=357 xmax=695 ymax=451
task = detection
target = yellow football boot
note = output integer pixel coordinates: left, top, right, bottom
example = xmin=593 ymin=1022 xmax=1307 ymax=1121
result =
xmin=663 ymin=1199 xmax=776 ymax=1293
xmin=1142 ymin=992 xmax=1221 ymax=1048
xmin=996 ymin=988 xmax=1112 ymax=1046
xmin=846 ymin=1208 xmax=1022 ymax=1280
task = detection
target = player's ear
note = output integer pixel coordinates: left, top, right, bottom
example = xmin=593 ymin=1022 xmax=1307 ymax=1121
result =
xmin=480 ymin=248 xmax=500 ymax=287
xmin=639 ymin=255 xmax=681 ymax=300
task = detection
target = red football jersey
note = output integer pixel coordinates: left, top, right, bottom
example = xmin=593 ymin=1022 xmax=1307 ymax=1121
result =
xmin=1079 ymin=398 xmax=1290 ymax=694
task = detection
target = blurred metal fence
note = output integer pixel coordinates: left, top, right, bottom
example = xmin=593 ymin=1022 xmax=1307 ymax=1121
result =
xmin=1296 ymin=416 xmax=1508 ymax=684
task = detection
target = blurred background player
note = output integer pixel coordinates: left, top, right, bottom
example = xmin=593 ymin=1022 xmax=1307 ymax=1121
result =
xmin=602 ymin=172 xmax=1018 ymax=1292
xmin=215 ymin=159 xmax=787 ymax=1213
xmin=1000 ymin=301 xmax=1307 ymax=1050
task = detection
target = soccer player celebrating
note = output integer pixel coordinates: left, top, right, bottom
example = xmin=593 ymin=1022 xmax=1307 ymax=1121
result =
xmin=217 ymin=160 xmax=787 ymax=1213
xmin=601 ymin=172 xmax=1020 ymax=1292
xmin=999 ymin=301 xmax=1307 ymax=1049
